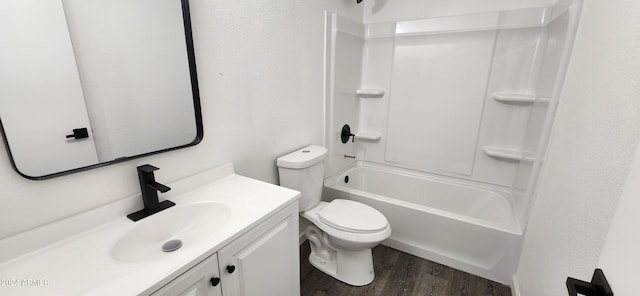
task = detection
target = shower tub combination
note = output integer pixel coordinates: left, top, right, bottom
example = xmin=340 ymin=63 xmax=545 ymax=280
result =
xmin=322 ymin=0 xmax=582 ymax=286
xmin=324 ymin=161 xmax=522 ymax=284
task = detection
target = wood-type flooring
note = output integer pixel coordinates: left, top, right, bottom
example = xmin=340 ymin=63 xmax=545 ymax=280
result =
xmin=300 ymin=242 xmax=512 ymax=296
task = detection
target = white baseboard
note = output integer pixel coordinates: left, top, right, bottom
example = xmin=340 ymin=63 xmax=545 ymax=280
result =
xmin=511 ymin=275 xmax=522 ymax=296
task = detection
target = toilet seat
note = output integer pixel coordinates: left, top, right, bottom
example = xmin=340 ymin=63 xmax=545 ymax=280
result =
xmin=318 ymin=199 xmax=388 ymax=233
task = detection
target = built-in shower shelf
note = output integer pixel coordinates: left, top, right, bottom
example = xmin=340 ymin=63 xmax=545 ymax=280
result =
xmin=483 ymin=146 xmax=523 ymax=161
xmin=492 ymin=93 xmax=534 ymax=104
xmin=356 ymin=89 xmax=385 ymax=98
xmin=492 ymin=93 xmax=551 ymax=105
xmin=355 ymin=131 xmax=382 ymax=142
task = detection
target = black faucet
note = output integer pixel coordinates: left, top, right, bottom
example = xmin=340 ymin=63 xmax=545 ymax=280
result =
xmin=127 ymin=164 xmax=175 ymax=221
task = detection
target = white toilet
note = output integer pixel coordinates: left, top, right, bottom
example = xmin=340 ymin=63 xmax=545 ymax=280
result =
xmin=277 ymin=145 xmax=391 ymax=286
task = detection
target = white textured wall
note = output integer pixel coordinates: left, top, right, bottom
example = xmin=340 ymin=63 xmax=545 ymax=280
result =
xmin=598 ymin=134 xmax=640 ymax=295
xmin=515 ymin=0 xmax=640 ymax=295
xmin=363 ymin=0 xmax=557 ymax=24
xmin=0 ymin=0 xmax=361 ymax=240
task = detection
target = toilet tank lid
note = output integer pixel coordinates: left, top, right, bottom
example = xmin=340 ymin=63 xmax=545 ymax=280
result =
xmin=277 ymin=145 xmax=328 ymax=169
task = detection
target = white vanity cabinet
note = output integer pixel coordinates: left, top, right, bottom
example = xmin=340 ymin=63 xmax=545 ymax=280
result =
xmin=0 ymin=165 xmax=301 ymax=296
xmin=152 ymin=202 xmax=300 ymax=296
xmin=218 ymin=202 xmax=300 ymax=296
xmin=152 ymin=253 xmax=222 ymax=296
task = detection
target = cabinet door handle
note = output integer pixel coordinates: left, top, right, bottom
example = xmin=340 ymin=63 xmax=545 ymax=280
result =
xmin=226 ymin=265 xmax=236 ymax=274
xmin=209 ymin=277 xmax=220 ymax=286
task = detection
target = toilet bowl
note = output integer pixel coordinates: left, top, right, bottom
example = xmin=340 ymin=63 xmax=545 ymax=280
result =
xmin=302 ymin=200 xmax=391 ymax=285
xmin=277 ymin=145 xmax=391 ymax=286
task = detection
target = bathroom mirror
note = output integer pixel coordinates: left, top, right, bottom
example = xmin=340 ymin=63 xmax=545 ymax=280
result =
xmin=0 ymin=0 xmax=202 ymax=179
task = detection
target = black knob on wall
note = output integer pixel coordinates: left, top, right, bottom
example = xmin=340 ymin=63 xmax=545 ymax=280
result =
xmin=226 ymin=265 xmax=236 ymax=274
xmin=341 ymin=124 xmax=355 ymax=143
xmin=210 ymin=277 xmax=220 ymax=286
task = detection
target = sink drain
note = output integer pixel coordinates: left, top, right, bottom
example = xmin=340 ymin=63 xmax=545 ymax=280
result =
xmin=162 ymin=239 xmax=183 ymax=252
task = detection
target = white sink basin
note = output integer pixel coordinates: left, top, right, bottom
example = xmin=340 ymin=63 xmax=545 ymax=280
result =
xmin=111 ymin=202 xmax=231 ymax=263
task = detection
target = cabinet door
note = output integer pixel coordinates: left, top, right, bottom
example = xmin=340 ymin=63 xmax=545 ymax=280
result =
xmin=219 ymin=203 xmax=299 ymax=296
xmin=152 ymin=253 xmax=222 ymax=296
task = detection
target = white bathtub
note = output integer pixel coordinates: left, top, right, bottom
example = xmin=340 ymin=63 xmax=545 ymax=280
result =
xmin=323 ymin=161 xmax=522 ymax=284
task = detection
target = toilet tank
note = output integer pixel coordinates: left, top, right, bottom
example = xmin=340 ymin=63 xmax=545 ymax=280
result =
xmin=277 ymin=145 xmax=328 ymax=212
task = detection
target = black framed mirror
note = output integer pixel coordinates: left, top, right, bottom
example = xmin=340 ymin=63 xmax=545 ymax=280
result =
xmin=0 ymin=0 xmax=202 ymax=179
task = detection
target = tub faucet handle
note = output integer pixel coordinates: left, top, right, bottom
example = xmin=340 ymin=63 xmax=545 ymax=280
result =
xmin=341 ymin=124 xmax=355 ymax=143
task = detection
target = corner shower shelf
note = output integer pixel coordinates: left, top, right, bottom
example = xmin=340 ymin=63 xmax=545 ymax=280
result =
xmin=492 ymin=93 xmax=551 ymax=105
xmin=356 ymin=89 xmax=385 ymax=98
xmin=483 ymin=146 xmax=523 ymax=161
xmin=355 ymin=131 xmax=382 ymax=142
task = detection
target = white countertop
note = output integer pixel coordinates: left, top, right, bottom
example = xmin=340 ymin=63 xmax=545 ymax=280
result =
xmin=0 ymin=163 xmax=300 ymax=295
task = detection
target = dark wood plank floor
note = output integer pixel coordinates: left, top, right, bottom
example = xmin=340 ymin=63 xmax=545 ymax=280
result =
xmin=300 ymin=241 xmax=512 ymax=296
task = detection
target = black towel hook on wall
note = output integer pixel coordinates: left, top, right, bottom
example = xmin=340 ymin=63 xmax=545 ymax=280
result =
xmin=566 ymin=269 xmax=613 ymax=296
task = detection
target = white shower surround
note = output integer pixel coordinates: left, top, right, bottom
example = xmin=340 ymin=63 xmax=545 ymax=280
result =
xmin=323 ymin=0 xmax=581 ymax=286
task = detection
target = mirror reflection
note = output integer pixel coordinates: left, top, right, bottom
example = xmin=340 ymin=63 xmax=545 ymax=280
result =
xmin=0 ymin=0 xmax=202 ymax=179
